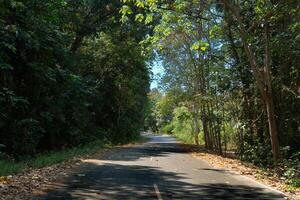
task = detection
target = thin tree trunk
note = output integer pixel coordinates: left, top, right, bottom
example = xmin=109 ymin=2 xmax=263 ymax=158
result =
xmin=221 ymin=0 xmax=281 ymax=161
xmin=193 ymin=107 xmax=199 ymax=145
xmin=215 ymin=99 xmax=222 ymax=154
xmin=222 ymin=105 xmax=227 ymax=156
xmin=263 ymin=23 xmax=280 ymax=161
xmin=201 ymin=105 xmax=209 ymax=148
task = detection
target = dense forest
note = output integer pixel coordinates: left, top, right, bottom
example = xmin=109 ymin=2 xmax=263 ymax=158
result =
xmin=0 ymin=0 xmax=150 ymax=158
xmin=0 ymin=0 xmax=299 ymax=188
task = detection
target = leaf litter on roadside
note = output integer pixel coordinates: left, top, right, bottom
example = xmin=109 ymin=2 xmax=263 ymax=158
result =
xmin=190 ymin=150 xmax=299 ymax=200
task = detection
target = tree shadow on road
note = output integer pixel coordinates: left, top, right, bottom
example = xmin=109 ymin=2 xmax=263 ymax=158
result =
xmin=101 ymin=142 xmax=192 ymax=162
xmin=36 ymin=162 xmax=285 ymax=200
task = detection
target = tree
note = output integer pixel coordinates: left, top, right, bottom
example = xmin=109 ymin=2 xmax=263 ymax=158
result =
xmin=220 ymin=0 xmax=281 ymax=161
xmin=124 ymin=0 xmax=300 ymax=164
xmin=0 ymin=0 xmax=151 ymax=157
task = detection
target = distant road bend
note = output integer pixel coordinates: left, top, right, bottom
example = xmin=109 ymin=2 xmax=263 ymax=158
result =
xmin=39 ymin=134 xmax=286 ymax=200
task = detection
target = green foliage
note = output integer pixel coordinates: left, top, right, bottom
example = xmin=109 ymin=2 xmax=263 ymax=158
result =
xmin=136 ymin=0 xmax=299 ymax=169
xmin=0 ymin=131 xmax=146 ymax=176
xmin=288 ymin=178 xmax=300 ymax=188
xmin=171 ymin=106 xmax=194 ymax=143
xmin=144 ymin=89 xmax=161 ymax=132
xmin=160 ymin=123 xmax=174 ymax=134
xmin=153 ymin=91 xmax=179 ymax=128
xmin=0 ymin=140 xmax=106 ymax=176
xmin=282 ymin=151 xmax=300 ymax=187
xmin=0 ymin=0 xmax=150 ymax=159
xmin=173 ymin=131 xmax=194 ymax=144
xmin=171 ymin=106 xmax=192 ymax=135
xmin=157 ymin=105 xmax=194 ymax=143
xmin=242 ymin=138 xmax=273 ymax=166
xmin=191 ymin=41 xmax=210 ymax=52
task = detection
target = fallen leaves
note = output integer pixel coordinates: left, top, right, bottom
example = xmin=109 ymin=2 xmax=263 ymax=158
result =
xmin=0 ymin=143 xmax=133 ymax=200
xmin=187 ymin=147 xmax=300 ymax=200
xmin=0 ymin=160 xmax=78 ymax=200
xmin=0 ymin=176 xmax=8 ymax=184
xmin=0 ymin=151 xmax=100 ymax=200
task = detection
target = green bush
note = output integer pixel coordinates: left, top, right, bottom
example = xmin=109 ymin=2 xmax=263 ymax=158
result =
xmin=160 ymin=123 xmax=175 ymax=134
xmin=282 ymin=151 xmax=300 ymax=187
xmin=0 ymin=140 xmax=106 ymax=176
xmin=242 ymin=137 xmax=273 ymax=166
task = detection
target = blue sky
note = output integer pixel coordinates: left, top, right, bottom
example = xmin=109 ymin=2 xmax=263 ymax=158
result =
xmin=150 ymin=59 xmax=164 ymax=89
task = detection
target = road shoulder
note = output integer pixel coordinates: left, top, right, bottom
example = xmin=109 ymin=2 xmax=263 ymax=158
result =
xmin=180 ymin=143 xmax=299 ymax=200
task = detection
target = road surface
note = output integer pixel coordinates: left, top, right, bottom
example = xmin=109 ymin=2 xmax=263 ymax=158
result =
xmin=38 ymin=134 xmax=286 ymax=199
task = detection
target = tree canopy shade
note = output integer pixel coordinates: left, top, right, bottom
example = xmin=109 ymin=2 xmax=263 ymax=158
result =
xmin=0 ymin=0 xmax=151 ymax=157
xmin=124 ymin=0 xmax=299 ymax=167
xmin=0 ymin=0 xmax=299 ymax=187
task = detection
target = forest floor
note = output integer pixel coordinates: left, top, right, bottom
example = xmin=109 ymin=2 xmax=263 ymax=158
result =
xmin=180 ymin=144 xmax=300 ymax=200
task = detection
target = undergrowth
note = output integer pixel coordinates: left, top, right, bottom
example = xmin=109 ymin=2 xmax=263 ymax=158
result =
xmin=0 ymin=135 xmax=146 ymax=176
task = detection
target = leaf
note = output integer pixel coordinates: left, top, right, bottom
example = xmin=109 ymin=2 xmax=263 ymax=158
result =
xmin=146 ymin=0 xmax=158 ymax=6
xmin=0 ymin=176 xmax=7 ymax=184
xmin=200 ymin=42 xmax=209 ymax=51
xmin=120 ymin=15 xmax=129 ymax=23
xmin=191 ymin=41 xmax=209 ymax=51
xmin=191 ymin=42 xmax=200 ymax=50
xmin=119 ymin=5 xmax=132 ymax=15
xmin=200 ymin=46 xmax=207 ymax=51
xmin=163 ymin=27 xmax=172 ymax=36
xmin=135 ymin=14 xmax=144 ymax=22
xmin=145 ymin=14 xmax=153 ymax=24
xmin=135 ymin=0 xmax=145 ymax=8
xmin=0 ymin=63 xmax=13 ymax=70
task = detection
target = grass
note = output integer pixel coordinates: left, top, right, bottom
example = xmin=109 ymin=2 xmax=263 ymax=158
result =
xmin=174 ymin=132 xmax=194 ymax=144
xmin=0 ymin=140 xmax=108 ymax=176
xmin=0 ymin=135 xmax=147 ymax=177
xmin=173 ymin=131 xmax=206 ymax=146
xmin=0 ymin=160 xmax=24 ymax=177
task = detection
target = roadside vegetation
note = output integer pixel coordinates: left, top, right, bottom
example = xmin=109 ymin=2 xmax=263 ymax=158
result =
xmin=135 ymin=0 xmax=300 ymax=191
xmin=0 ymin=0 xmax=150 ymax=175
xmin=0 ymin=140 xmax=107 ymax=176
xmin=0 ymin=134 xmax=146 ymax=177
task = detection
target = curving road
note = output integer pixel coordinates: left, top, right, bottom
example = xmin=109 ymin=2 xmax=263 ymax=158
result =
xmin=37 ymin=134 xmax=286 ymax=200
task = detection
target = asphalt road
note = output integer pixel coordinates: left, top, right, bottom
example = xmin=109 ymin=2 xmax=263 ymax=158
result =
xmin=38 ymin=134 xmax=286 ymax=200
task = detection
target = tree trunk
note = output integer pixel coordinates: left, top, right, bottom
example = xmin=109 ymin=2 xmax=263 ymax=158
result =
xmin=70 ymin=34 xmax=84 ymax=53
xmin=263 ymin=23 xmax=281 ymax=161
xmin=221 ymin=0 xmax=281 ymax=161
xmin=201 ymin=105 xmax=209 ymax=148
xmin=264 ymin=89 xmax=280 ymax=160
xmin=193 ymin=104 xmax=199 ymax=145
xmin=193 ymin=107 xmax=199 ymax=145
